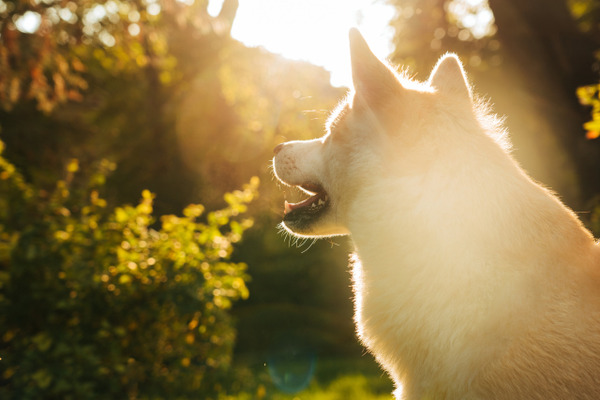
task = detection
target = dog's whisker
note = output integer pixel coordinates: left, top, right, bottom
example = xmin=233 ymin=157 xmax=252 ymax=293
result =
xmin=301 ymin=238 xmax=318 ymax=253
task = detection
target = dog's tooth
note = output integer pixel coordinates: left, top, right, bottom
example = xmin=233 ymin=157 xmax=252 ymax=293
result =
xmin=284 ymin=201 xmax=292 ymax=214
xmin=318 ymin=199 xmax=324 ymax=206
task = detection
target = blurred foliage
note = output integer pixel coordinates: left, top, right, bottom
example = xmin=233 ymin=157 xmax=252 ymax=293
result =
xmin=233 ymin=375 xmax=394 ymax=400
xmin=218 ymin=356 xmax=394 ymax=400
xmin=577 ymin=82 xmax=600 ymax=139
xmin=0 ymin=0 xmax=342 ymax=214
xmin=0 ymin=0 xmax=239 ymax=113
xmin=571 ymin=0 xmax=600 ymax=140
xmin=0 ymin=0 xmax=350 ymax=398
xmin=0 ymin=137 xmax=258 ymax=398
xmin=289 ymin=375 xmax=394 ymax=400
xmin=0 ymin=0 xmax=244 ymax=213
xmin=569 ymin=0 xmax=600 ymax=34
xmin=385 ymin=0 xmax=500 ymax=73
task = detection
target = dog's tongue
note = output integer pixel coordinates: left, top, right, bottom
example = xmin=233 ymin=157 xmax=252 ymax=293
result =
xmin=284 ymin=201 xmax=293 ymax=214
xmin=284 ymin=194 xmax=320 ymax=214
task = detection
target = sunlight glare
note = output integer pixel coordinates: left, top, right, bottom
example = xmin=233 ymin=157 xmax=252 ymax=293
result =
xmin=447 ymin=0 xmax=496 ymax=39
xmin=209 ymin=0 xmax=395 ymax=87
xmin=147 ymin=3 xmax=162 ymax=16
xmin=15 ymin=11 xmax=42 ymax=34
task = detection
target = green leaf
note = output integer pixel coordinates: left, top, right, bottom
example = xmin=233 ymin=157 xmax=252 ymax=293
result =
xmin=583 ymin=119 xmax=600 ymax=132
xmin=32 ymin=369 xmax=52 ymax=389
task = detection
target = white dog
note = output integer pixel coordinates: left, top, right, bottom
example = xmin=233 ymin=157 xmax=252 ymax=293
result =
xmin=272 ymin=29 xmax=600 ymax=399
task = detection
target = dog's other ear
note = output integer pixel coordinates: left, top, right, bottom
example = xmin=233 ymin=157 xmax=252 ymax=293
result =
xmin=429 ymin=54 xmax=472 ymax=102
xmin=349 ymin=28 xmax=399 ymax=108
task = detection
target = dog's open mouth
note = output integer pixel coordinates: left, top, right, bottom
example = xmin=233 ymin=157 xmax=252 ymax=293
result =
xmin=283 ymin=182 xmax=330 ymax=224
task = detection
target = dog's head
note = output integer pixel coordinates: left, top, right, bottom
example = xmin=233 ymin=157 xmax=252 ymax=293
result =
xmin=272 ymin=28 xmax=475 ymax=238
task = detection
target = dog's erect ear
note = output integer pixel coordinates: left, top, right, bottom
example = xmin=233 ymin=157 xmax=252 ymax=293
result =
xmin=429 ymin=54 xmax=472 ymax=101
xmin=349 ymin=28 xmax=399 ymax=107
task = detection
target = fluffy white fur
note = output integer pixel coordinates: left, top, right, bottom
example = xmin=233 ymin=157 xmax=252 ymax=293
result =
xmin=272 ymin=29 xmax=600 ymax=399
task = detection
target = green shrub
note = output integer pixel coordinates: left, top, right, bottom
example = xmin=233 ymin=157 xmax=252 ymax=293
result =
xmin=0 ymin=139 xmax=258 ymax=399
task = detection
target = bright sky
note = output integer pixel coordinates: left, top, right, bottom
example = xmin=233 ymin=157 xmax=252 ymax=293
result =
xmin=208 ymin=0 xmax=396 ymax=87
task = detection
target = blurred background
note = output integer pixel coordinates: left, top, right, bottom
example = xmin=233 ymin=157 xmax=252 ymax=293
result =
xmin=0 ymin=0 xmax=599 ymax=398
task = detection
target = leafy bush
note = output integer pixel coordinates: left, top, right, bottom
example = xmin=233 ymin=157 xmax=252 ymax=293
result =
xmin=0 ymin=139 xmax=258 ymax=399
xmin=221 ymin=373 xmax=394 ymax=400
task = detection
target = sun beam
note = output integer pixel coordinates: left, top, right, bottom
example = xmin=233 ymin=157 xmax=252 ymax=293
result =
xmin=209 ymin=0 xmax=396 ymax=87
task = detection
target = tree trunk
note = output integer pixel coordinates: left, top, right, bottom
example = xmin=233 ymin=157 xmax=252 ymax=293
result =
xmin=488 ymin=0 xmax=600 ymax=203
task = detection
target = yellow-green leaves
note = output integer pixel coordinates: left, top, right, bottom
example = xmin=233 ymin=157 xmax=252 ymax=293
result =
xmin=0 ymin=149 xmax=258 ymax=398
xmin=577 ymin=83 xmax=600 ymax=139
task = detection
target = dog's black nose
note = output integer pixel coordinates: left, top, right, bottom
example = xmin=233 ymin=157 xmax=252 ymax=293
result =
xmin=273 ymin=143 xmax=285 ymax=154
